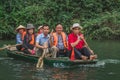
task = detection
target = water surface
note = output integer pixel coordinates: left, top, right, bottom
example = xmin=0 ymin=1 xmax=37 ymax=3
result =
xmin=0 ymin=40 xmax=120 ymax=80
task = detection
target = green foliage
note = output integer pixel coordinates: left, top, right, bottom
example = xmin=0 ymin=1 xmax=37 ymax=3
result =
xmin=0 ymin=0 xmax=120 ymax=40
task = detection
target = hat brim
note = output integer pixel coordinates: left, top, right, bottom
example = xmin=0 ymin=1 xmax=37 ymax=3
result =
xmin=16 ymin=28 xmax=26 ymax=32
xmin=38 ymin=26 xmax=43 ymax=30
xmin=72 ymin=26 xmax=83 ymax=29
xmin=26 ymin=27 xmax=34 ymax=29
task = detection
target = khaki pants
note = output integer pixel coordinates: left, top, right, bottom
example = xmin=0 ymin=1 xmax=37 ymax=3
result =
xmin=36 ymin=46 xmax=58 ymax=58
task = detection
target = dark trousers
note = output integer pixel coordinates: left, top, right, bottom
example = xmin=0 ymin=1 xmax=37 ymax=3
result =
xmin=16 ymin=45 xmax=22 ymax=51
xmin=68 ymin=47 xmax=91 ymax=59
xmin=22 ymin=45 xmax=34 ymax=54
xmin=57 ymin=49 xmax=68 ymax=57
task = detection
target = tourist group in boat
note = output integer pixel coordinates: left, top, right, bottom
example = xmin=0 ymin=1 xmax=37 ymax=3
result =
xmin=16 ymin=23 xmax=97 ymax=60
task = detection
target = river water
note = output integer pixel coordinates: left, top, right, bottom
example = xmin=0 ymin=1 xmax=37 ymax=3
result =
xmin=0 ymin=40 xmax=120 ymax=80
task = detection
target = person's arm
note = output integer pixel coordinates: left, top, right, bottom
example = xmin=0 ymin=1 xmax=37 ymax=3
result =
xmin=16 ymin=34 xmax=22 ymax=44
xmin=22 ymin=35 xmax=29 ymax=49
xmin=36 ymin=42 xmax=45 ymax=49
xmin=35 ymin=35 xmax=47 ymax=49
xmin=70 ymin=35 xmax=81 ymax=48
xmin=71 ymin=39 xmax=80 ymax=47
xmin=49 ymin=30 xmax=54 ymax=47
xmin=49 ymin=36 xmax=54 ymax=47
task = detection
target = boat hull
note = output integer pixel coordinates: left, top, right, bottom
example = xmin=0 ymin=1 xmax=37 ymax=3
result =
xmin=6 ymin=50 xmax=98 ymax=67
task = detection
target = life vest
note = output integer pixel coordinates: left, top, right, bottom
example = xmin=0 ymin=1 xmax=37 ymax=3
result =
xmin=52 ymin=32 xmax=67 ymax=48
xmin=22 ymin=31 xmax=26 ymax=41
xmin=29 ymin=34 xmax=35 ymax=45
xmin=21 ymin=34 xmax=35 ymax=51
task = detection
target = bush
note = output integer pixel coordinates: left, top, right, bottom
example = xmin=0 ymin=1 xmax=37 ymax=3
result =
xmin=0 ymin=0 xmax=120 ymax=40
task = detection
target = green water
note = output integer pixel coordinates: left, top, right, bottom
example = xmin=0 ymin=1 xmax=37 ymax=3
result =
xmin=0 ymin=40 xmax=120 ymax=80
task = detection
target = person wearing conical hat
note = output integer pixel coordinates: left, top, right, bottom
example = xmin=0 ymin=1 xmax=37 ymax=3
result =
xmin=68 ymin=23 xmax=97 ymax=60
xmin=21 ymin=24 xmax=36 ymax=55
xmin=37 ymin=25 xmax=43 ymax=35
xmin=16 ymin=25 xmax=26 ymax=50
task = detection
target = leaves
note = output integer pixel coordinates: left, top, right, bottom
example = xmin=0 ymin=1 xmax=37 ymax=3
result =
xmin=0 ymin=0 xmax=120 ymax=40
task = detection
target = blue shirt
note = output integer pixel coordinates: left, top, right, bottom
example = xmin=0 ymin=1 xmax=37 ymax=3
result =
xmin=36 ymin=33 xmax=50 ymax=46
xmin=57 ymin=35 xmax=65 ymax=50
xmin=52 ymin=33 xmax=68 ymax=50
xmin=16 ymin=33 xmax=22 ymax=44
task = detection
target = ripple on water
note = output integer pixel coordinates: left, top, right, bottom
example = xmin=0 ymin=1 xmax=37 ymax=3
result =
xmin=100 ymin=59 xmax=120 ymax=64
xmin=47 ymin=59 xmax=120 ymax=68
xmin=0 ymin=57 xmax=13 ymax=61
xmin=77 ymin=59 xmax=120 ymax=68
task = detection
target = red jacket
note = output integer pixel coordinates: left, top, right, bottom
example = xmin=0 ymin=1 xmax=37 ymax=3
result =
xmin=68 ymin=32 xmax=85 ymax=50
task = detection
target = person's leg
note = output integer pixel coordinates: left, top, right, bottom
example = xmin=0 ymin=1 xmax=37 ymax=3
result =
xmin=68 ymin=50 xmax=72 ymax=58
xmin=80 ymin=47 xmax=91 ymax=59
xmin=51 ymin=46 xmax=58 ymax=58
xmin=36 ymin=48 xmax=43 ymax=56
xmin=23 ymin=49 xmax=31 ymax=54
xmin=57 ymin=49 xmax=66 ymax=57
xmin=74 ymin=48 xmax=82 ymax=59
xmin=16 ymin=45 xmax=22 ymax=51
xmin=68 ymin=48 xmax=87 ymax=60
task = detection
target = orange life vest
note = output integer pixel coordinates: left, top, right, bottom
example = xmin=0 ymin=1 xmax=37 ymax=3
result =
xmin=21 ymin=34 xmax=35 ymax=51
xmin=52 ymin=32 xmax=68 ymax=48
xmin=29 ymin=34 xmax=35 ymax=45
xmin=22 ymin=31 xmax=26 ymax=41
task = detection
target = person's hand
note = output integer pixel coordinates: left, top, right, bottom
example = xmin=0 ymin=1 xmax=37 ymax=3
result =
xmin=90 ymin=49 xmax=94 ymax=54
xmin=28 ymin=49 xmax=32 ymax=53
xmin=50 ymin=32 xmax=53 ymax=36
xmin=79 ymin=35 xmax=84 ymax=40
xmin=50 ymin=30 xmax=54 ymax=37
xmin=77 ymin=35 xmax=81 ymax=41
xmin=42 ymin=46 xmax=48 ymax=49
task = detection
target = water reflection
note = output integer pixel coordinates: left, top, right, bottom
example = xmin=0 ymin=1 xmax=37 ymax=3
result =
xmin=33 ymin=66 xmax=97 ymax=80
xmin=1 ymin=58 xmax=119 ymax=80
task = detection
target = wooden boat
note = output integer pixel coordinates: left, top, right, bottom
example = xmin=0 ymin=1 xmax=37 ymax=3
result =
xmin=6 ymin=49 xmax=98 ymax=67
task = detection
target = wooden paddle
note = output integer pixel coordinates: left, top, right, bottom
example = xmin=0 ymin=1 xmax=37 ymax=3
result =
xmin=36 ymin=49 xmax=46 ymax=68
xmin=83 ymin=39 xmax=95 ymax=54
xmin=80 ymin=37 xmax=97 ymax=59
xmin=78 ymin=34 xmax=94 ymax=54
xmin=0 ymin=44 xmax=21 ymax=51
xmin=36 ymin=42 xmax=49 ymax=68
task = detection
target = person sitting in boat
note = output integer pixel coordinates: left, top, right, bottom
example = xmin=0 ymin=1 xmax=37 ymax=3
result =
xmin=36 ymin=24 xmax=57 ymax=57
xmin=36 ymin=24 xmax=50 ymax=56
xmin=50 ymin=23 xmax=68 ymax=57
xmin=68 ymin=23 xmax=97 ymax=60
xmin=37 ymin=25 xmax=43 ymax=35
xmin=21 ymin=24 xmax=36 ymax=55
xmin=16 ymin=25 xmax=26 ymax=50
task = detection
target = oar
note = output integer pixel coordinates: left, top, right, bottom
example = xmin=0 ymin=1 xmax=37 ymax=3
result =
xmin=36 ymin=49 xmax=46 ymax=68
xmin=82 ymin=39 xmax=95 ymax=54
xmin=79 ymin=37 xmax=97 ymax=59
xmin=0 ymin=44 xmax=22 ymax=51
